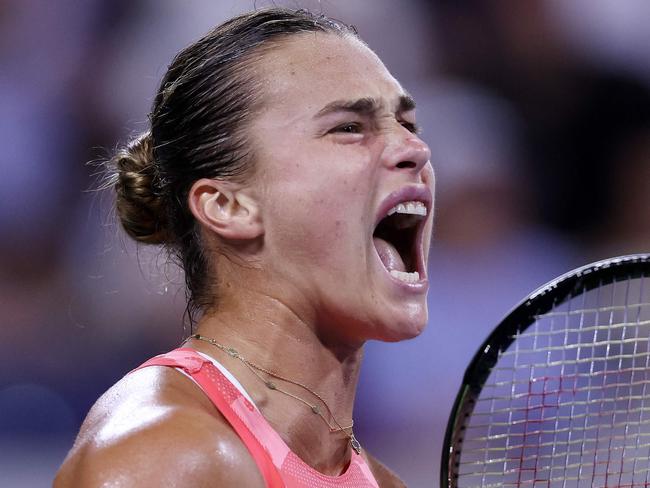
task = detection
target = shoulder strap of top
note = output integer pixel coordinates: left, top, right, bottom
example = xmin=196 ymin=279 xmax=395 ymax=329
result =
xmin=134 ymin=348 xmax=285 ymax=488
xmin=134 ymin=348 xmax=380 ymax=488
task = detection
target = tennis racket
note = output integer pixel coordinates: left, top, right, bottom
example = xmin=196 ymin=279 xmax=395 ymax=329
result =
xmin=441 ymin=253 xmax=650 ymax=488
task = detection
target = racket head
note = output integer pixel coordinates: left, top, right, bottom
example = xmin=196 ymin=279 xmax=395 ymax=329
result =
xmin=441 ymin=253 xmax=650 ymax=488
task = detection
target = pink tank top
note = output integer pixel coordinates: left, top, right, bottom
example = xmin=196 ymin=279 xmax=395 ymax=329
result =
xmin=134 ymin=348 xmax=380 ymax=488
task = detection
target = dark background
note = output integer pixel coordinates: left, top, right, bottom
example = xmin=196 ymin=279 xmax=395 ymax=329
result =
xmin=1 ymin=0 xmax=649 ymax=485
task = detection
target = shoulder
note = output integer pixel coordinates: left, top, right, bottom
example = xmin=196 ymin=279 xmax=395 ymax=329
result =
xmin=364 ymin=451 xmax=407 ymax=488
xmin=54 ymin=365 xmax=265 ymax=488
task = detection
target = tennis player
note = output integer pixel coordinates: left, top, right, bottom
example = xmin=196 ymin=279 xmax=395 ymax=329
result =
xmin=55 ymin=8 xmax=434 ymax=487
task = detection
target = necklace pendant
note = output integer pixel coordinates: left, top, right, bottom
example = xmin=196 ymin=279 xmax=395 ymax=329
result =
xmin=350 ymin=434 xmax=361 ymax=455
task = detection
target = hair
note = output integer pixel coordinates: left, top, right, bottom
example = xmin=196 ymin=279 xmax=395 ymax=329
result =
xmin=109 ymin=8 xmax=358 ymax=324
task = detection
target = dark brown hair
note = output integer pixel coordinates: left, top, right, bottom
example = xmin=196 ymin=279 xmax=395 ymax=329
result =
xmin=110 ymin=8 xmax=357 ymax=323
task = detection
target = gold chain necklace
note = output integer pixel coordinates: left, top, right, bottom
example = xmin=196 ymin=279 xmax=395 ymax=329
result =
xmin=187 ymin=333 xmax=362 ymax=455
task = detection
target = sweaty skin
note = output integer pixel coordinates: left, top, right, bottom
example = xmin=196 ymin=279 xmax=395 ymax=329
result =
xmin=55 ymin=367 xmax=405 ymax=487
xmin=55 ymin=32 xmax=432 ymax=487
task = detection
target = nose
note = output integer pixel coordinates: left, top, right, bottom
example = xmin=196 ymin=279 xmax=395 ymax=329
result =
xmin=382 ymin=125 xmax=431 ymax=174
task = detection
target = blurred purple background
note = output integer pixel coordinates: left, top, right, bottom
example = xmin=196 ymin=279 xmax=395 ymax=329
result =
xmin=1 ymin=0 xmax=649 ymax=486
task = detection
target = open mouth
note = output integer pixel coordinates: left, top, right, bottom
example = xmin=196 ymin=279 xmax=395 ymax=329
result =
xmin=372 ymin=200 xmax=427 ymax=284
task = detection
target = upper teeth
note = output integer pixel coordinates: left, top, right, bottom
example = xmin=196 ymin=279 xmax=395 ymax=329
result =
xmin=387 ymin=201 xmax=427 ymax=217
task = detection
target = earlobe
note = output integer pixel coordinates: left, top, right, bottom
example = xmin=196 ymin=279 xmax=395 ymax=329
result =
xmin=188 ymin=178 xmax=263 ymax=241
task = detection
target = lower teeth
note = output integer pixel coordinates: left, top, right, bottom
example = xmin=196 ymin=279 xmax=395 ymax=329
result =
xmin=389 ymin=270 xmax=420 ymax=283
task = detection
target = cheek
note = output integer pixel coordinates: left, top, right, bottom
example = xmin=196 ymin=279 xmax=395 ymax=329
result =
xmin=267 ymin=188 xmax=365 ymax=269
xmin=268 ymin=157 xmax=365 ymax=218
xmin=259 ymin=146 xmax=375 ymax=264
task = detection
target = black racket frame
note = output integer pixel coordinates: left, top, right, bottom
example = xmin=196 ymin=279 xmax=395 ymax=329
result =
xmin=440 ymin=253 xmax=650 ymax=488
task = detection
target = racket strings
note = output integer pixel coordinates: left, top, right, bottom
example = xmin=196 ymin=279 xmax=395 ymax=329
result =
xmin=456 ymin=275 xmax=650 ymax=487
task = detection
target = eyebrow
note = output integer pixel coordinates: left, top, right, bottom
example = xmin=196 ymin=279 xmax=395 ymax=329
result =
xmin=315 ymin=94 xmax=416 ymax=118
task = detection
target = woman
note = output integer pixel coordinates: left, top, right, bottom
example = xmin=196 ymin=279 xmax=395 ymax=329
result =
xmin=55 ymin=7 xmax=434 ymax=487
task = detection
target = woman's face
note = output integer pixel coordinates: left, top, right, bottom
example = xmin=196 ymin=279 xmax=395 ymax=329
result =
xmin=248 ymin=33 xmax=434 ymax=343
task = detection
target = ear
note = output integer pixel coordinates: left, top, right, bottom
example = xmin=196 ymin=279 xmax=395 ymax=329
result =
xmin=187 ymin=178 xmax=263 ymax=241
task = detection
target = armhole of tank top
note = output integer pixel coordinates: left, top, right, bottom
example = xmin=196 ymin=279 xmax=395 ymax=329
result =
xmin=175 ymin=351 xmax=257 ymax=408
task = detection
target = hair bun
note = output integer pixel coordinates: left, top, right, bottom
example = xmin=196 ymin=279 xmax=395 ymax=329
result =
xmin=114 ymin=132 xmax=169 ymax=245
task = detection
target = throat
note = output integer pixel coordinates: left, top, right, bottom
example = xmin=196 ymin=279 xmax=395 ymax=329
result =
xmin=279 ymin=418 xmax=356 ymax=476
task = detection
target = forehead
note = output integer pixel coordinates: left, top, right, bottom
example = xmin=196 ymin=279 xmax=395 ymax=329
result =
xmin=254 ymin=33 xmax=405 ymax=114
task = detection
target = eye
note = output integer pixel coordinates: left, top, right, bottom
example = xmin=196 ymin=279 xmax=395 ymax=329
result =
xmin=331 ymin=122 xmax=363 ymax=134
xmin=400 ymin=121 xmax=420 ymax=134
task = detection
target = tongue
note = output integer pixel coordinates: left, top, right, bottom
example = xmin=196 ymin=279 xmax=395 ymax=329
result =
xmin=373 ymin=236 xmax=406 ymax=272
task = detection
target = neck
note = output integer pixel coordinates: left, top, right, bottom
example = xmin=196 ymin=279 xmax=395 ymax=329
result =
xmin=187 ymin=288 xmax=364 ymax=475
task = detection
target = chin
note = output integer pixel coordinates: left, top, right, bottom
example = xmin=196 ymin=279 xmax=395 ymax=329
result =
xmin=372 ymin=303 xmax=428 ymax=342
